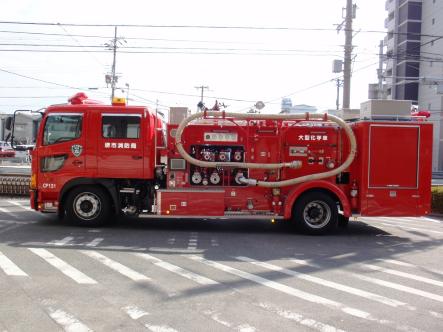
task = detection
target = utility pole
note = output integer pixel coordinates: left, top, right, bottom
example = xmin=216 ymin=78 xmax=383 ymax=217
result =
xmin=110 ymin=26 xmax=118 ymax=101
xmin=335 ymin=78 xmax=343 ymax=110
xmin=195 ymin=85 xmax=209 ymax=103
xmin=105 ymin=26 xmax=126 ymax=101
xmin=342 ymin=0 xmax=355 ymax=110
xmin=377 ymin=40 xmax=385 ymax=99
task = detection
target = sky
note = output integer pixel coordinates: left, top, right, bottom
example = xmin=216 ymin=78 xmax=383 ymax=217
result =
xmin=0 ymin=0 xmax=388 ymax=115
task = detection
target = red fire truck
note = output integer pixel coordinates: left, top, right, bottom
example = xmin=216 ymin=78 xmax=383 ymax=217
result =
xmin=18 ymin=93 xmax=432 ymax=234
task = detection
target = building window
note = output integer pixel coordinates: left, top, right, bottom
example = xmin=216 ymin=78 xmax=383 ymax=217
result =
xmin=432 ymin=18 xmax=435 ymax=25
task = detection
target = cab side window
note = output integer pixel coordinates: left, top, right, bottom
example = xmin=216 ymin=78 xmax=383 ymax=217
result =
xmin=43 ymin=114 xmax=82 ymax=145
xmin=102 ymin=115 xmax=140 ymax=139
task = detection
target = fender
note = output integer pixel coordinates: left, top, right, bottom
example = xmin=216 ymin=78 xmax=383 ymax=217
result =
xmin=283 ymin=180 xmax=351 ymax=219
xmin=59 ymin=178 xmax=119 ymax=214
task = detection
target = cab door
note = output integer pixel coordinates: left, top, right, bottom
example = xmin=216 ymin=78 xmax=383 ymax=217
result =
xmin=37 ymin=112 xmax=86 ymax=196
xmin=97 ymin=113 xmax=144 ymax=179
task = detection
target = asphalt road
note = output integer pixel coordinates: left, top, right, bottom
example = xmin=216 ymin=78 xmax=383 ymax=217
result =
xmin=1 ymin=198 xmax=443 ymax=332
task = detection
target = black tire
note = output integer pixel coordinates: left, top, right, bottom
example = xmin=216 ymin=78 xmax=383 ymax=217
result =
xmin=292 ymin=191 xmax=338 ymax=235
xmin=65 ymin=186 xmax=111 ymax=227
xmin=338 ymin=214 xmax=349 ymax=228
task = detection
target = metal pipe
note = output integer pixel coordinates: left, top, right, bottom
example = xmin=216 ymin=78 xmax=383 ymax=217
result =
xmin=175 ymin=111 xmax=357 ymax=187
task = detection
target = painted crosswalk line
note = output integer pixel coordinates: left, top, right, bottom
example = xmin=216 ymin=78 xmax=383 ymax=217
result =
xmin=361 ymin=264 xmax=443 ymax=288
xmin=237 ymin=256 xmax=407 ymax=308
xmin=29 ymin=248 xmax=97 ymax=284
xmin=354 ymin=273 xmax=443 ymax=303
xmin=0 ymin=250 xmax=28 ymax=276
xmin=122 ymin=305 xmax=149 ymax=320
xmin=186 ymin=255 xmax=418 ymax=331
xmin=81 ymin=250 xmax=150 ymax=282
xmin=256 ymin=302 xmax=346 ymax=332
xmin=135 ymin=253 xmax=218 ymax=285
xmin=46 ymin=307 xmax=93 ymax=332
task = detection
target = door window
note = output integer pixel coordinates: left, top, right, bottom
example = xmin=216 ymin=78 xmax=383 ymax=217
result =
xmin=43 ymin=114 xmax=82 ymax=145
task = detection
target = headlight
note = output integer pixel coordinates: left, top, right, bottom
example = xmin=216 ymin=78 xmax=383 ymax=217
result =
xmin=41 ymin=155 xmax=67 ymax=172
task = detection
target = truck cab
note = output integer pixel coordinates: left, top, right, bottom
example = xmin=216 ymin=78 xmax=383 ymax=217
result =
xmin=30 ymin=94 xmax=165 ymax=224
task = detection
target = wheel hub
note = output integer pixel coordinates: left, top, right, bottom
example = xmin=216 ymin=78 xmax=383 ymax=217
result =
xmin=303 ymin=201 xmax=331 ymax=229
xmin=73 ymin=192 xmax=101 ymax=220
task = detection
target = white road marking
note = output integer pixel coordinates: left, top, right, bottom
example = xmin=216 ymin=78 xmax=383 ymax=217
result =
xmin=236 ymin=324 xmax=256 ymax=332
xmin=187 ymin=232 xmax=198 ymax=250
xmin=202 ymin=309 xmax=258 ymax=332
xmin=354 ymin=273 xmax=443 ymax=303
xmin=291 ymin=258 xmax=320 ymax=268
xmin=47 ymin=307 xmax=92 ymax=332
xmin=429 ymin=311 xmax=443 ymax=319
xmin=0 ymin=251 xmax=28 ymax=276
xmin=374 ymin=259 xmax=443 ymax=276
xmin=329 ymin=253 xmax=357 ymax=260
xmin=7 ymin=200 xmax=32 ymax=211
xmin=362 ymin=264 xmax=443 ymax=288
xmin=237 ymin=256 xmax=406 ymax=308
xmin=383 ymin=216 xmax=441 ymax=225
xmin=144 ymin=324 xmax=178 ymax=332
xmin=187 ymin=255 xmax=400 ymax=326
xmin=0 ymin=207 xmax=19 ymax=218
xmin=380 ymin=222 xmax=443 ymax=235
xmin=29 ymin=248 xmax=97 ymax=284
xmin=202 ymin=310 xmax=232 ymax=328
xmin=135 ymin=253 xmax=218 ymax=285
xmin=256 ymin=302 xmax=346 ymax=332
xmin=211 ymin=238 xmax=219 ymax=247
xmin=47 ymin=237 xmax=75 ymax=246
xmin=86 ymin=238 xmax=103 ymax=247
xmin=147 ymin=247 xmax=204 ymax=254
xmin=375 ymin=259 xmax=415 ymax=267
xmin=421 ymin=217 xmax=441 ymax=224
xmin=122 ymin=305 xmax=149 ymax=320
xmin=81 ymin=251 xmax=150 ymax=282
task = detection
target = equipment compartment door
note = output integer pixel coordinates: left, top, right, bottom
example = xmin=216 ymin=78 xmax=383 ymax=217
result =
xmin=364 ymin=125 xmax=420 ymax=216
xmin=97 ymin=114 xmax=144 ymax=178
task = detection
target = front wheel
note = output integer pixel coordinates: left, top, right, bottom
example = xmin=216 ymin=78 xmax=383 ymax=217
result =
xmin=292 ymin=191 xmax=338 ymax=235
xmin=65 ymin=186 xmax=111 ymax=227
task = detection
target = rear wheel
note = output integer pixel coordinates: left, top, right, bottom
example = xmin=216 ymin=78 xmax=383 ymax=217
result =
xmin=65 ymin=186 xmax=111 ymax=226
xmin=292 ymin=191 xmax=338 ymax=235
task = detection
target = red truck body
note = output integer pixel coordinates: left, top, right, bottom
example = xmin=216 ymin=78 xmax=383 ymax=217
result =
xmin=28 ymin=96 xmax=433 ymax=234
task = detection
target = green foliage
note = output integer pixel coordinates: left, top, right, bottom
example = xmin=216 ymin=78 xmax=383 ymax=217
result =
xmin=431 ymin=186 xmax=443 ymax=214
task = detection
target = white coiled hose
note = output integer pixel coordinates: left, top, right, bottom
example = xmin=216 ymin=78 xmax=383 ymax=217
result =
xmin=175 ymin=111 xmax=357 ymax=187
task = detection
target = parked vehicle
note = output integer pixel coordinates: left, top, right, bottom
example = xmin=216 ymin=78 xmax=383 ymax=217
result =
xmin=0 ymin=141 xmax=15 ymax=158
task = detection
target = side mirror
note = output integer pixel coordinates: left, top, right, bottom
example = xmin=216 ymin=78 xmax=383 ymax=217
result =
xmin=5 ymin=116 xmax=12 ymax=131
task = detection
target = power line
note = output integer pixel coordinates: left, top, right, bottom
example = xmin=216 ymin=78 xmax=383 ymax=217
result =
xmin=0 ymin=49 xmax=345 ymax=56
xmin=0 ymin=42 xmax=343 ymax=54
xmin=57 ymin=23 xmax=105 ymax=67
xmin=1 ymin=21 xmax=443 ymax=39
xmin=0 ymin=96 xmax=70 ymax=98
xmin=0 ymin=29 xmax=266 ymax=45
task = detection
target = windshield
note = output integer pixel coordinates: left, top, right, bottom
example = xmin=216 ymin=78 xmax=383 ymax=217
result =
xmin=43 ymin=114 xmax=82 ymax=145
